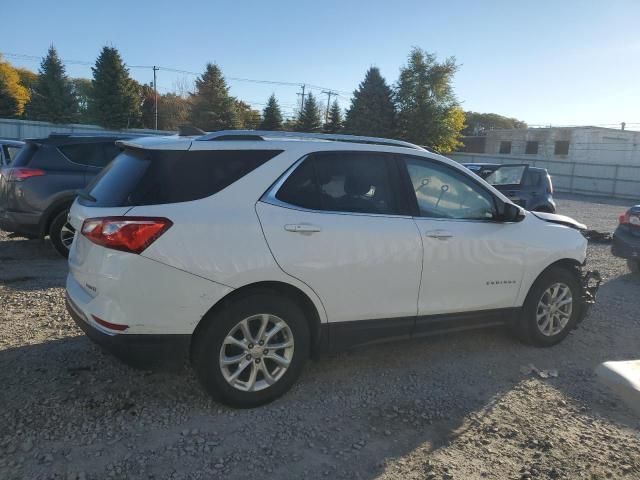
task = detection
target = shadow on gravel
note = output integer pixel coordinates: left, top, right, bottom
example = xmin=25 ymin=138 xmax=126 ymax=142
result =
xmin=0 ymin=237 xmax=66 ymax=291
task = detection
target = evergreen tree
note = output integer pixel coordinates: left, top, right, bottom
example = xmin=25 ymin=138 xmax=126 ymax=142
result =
xmin=235 ymin=100 xmax=261 ymax=129
xmin=395 ymin=47 xmax=463 ymax=152
xmin=323 ymin=99 xmax=343 ymax=133
xmin=189 ymin=63 xmax=238 ymax=131
xmin=295 ymin=92 xmax=322 ymax=132
xmin=24 ymin=46 xmax=78 ymax=123
xmin=139 ymin=82 xmax=157 ymax=129
xmin=260 ymin=94 xmax=283 ymax=130
xmin=72 ymin=78 xmax=93 ymax=123
xmin=343 ymin=67 xmax=395 ymax=138
xmin=89 ymin=46 xmax=140 ymax=129
xmin=0 ymin=55 xmax=30 ymax=117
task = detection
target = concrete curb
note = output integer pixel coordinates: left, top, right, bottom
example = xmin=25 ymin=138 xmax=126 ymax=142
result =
xmin=595 ymin=360 xmax=640 ymax=416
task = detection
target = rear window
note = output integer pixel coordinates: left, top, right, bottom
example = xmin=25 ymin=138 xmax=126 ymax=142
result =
xmin=10 ymin=143 xmax=38 ymax=167
xmin=59 ymin=142 xmax=122 ymax=168
xmin=84 ymin=149 xmax=282 ymax=207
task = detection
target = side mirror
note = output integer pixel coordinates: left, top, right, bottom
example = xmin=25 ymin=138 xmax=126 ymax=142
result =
xmin=497 ymin=201 xmax=525 ymax=222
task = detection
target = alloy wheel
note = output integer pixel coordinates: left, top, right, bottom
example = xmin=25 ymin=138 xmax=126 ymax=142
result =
xmin=536 ymin=282 xmax=573 ymax=336
xmin=219 ymin=314 xmax=294 ymax=392
xmin=60 ymin=222 xmax=76 ymax=250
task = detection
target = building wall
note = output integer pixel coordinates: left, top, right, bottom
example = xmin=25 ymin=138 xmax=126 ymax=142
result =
xmin=462 ymin=127 xmax=640 ymax=166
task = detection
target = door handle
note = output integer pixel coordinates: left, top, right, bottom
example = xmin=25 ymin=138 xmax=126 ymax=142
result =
xmin=425 ymin=229 xmax=453 ymax=240
xmin=284 ymin=224 xmax=322 ymax=233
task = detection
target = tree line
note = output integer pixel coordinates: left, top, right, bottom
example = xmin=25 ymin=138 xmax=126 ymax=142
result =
xmin=0 ymin=46 xmax=526 ymax=152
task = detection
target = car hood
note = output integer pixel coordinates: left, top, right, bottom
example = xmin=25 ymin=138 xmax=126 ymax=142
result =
xmin=531 ymin=211 xmax=586 ymax=231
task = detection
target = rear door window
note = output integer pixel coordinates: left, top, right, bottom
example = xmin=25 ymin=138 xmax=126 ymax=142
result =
xmin=275 ymin=152 xmax=401 ymax=215
xmin=85 ymin=149 xmax=282 ymax=207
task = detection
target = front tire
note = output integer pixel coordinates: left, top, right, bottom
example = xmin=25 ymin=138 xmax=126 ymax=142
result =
xmin=515 ymin=266 xmax=581 ymax=347
xmin=49 ymin=209 xmax=75 ymax=258
xmin=193 ymin=292 xmax=309 ymax=408
xmin=627 ymin=259 xmax=640 ymax=274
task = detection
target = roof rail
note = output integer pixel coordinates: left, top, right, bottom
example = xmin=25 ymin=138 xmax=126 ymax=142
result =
xmin=195 ymin=130 xmax=425 ymax=151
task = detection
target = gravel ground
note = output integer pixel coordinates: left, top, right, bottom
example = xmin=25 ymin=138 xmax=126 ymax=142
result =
xmin=1 ymin=195 xmax=639 ymax=480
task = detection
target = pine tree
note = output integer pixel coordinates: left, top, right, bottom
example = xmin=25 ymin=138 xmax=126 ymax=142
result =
xmin=235 ymin=100 xmax=261 ymax=129
xmin=89 ymin=47 xmax=140 ymax=129
xmin=343 ymin=67 xmax=395 ymax=138
xmin=295 ymin=92 xmax=322 ymax=132
xmin=24 ymin=46 xmax=78 ymax=123
xmin=260 ymin=94 xmax=283 ymax=130
xmin=323 ymin=99 xmax=343 ymax=133
xmin=395 ymin=47 xmax=463 ymax=152
xmin=189 ymin=63 xmax=238 ymax=131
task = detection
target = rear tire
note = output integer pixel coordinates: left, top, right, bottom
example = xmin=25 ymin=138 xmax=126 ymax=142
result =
xmin=193 ymin=292 xmax=309 ymax=408
xmin=49 ymin=209 xmax=74 ymax=258
xmin=514 ymin=266 xmax=581 ymax=347
xmin=628 ymin=259 xmax=640 ymax=274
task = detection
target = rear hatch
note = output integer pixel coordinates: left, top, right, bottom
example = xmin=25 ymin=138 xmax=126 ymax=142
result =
xmin=0 ymin=142 xmax=40 ymax=212
xmin=68 ymin=146 xmax=281 ymax=295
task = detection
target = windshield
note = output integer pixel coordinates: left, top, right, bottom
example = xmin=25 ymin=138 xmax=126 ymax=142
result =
xmin=484 ymin=165 xmax=527 ymax=186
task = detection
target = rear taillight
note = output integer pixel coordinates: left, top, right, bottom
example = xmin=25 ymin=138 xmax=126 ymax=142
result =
xmin=81 ymin=217 xmax=172 ymax=254
xmin=1 ymin=167 xmax=46 ymax=181
xmin=619 ymin=211 xmax=631 ymax=225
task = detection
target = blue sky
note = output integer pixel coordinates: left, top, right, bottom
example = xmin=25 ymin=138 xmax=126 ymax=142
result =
xmin=3 ymin=0 xmax=639 ymax=127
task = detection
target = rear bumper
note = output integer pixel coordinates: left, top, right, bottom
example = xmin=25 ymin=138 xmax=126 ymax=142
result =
xmin=66 ymin=292 xmax=190 ymax=370
xmin=611 ymin=228 xmax=640 ymax=260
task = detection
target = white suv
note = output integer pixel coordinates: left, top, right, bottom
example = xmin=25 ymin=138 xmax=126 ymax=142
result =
xmin=65 ymin=131 xmax=600 ymax=407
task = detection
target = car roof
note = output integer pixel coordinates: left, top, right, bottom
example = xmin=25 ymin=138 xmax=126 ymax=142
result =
xmin=0 ymin=139 xmax=25 ymax=147
xmin=117 ymin=130 xmax=426 ymax=152
xmin=24 ymin=133 xmax=142 ymax=147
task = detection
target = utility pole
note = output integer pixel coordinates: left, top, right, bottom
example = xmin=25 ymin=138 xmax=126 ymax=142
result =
xmin=153 ymin=66 xmax=159 ymax=130
xmin=297 ymin=84 xmax=306 ymax=114
xmin=321 ymin=90 xmax=334 ymax=123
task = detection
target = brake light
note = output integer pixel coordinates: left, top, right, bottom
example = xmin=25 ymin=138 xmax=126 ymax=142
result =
xmin=81 ymin=217 xmax=172 ymax=254
xmin=619 ymin=212 xmax=630 ymax=225
xmin=1 ymin=167 xmax=46 ymax=181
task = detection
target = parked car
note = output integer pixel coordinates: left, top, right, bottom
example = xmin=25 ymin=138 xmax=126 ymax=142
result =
xmin=0 ymin=139 xmax=25 ymax=166
xmin=463 ymin=163 xmax=556 ymax=213
xmin=612 ymin=205 xmax=640 ymax=273
xmin=65 ymin=131 xmax=600 ymax=407
xmin=0 ymin=133 xmax=137 ymax=256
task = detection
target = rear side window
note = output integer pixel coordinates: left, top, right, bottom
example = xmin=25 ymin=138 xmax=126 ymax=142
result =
xmin=59 ymin=142 xmax=121 ymax=168
xmin=276 ymin=152 xmax=399 ymax=215
xmin=9 ymin=143 xmax=38 ymax=167
xmin=86 ymin=149 xmax=282 ymax=207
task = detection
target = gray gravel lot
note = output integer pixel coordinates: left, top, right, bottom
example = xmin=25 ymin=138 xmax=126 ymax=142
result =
xmin=1 ymin=195 xmax=639 ymax=480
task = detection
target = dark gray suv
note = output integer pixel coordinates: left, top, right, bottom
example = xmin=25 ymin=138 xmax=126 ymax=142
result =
xmin=0 ymin=133 xmax=137 ymax=257
xmin=463 ymin=163 xmax=556 ymax=213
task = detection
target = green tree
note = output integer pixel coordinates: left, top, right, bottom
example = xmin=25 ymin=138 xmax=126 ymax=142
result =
xmin=0 ymin=55 xmax=30 ymax=117
xmin=72 ymin=78 xmax=93 ymax=123
xmin=189 ymin=63 xmax=238 ymax=131
xmin=235 ymin=100 xmax=261 ymax=129
xmin=139 ymin=82 xmax=157 ymax=129
xmin=462 ymin=111 xmax=527 ymax=136
xmin=343 ymin=67 xmax=395 ymax=137
xmin=157 ymin=93 xmax=190 ymax=131
xmin=295 ymin=92 xmax=322 ymax=132
xmin=260 ymin=94 xmax=283 ymax=130
xmin=89 ymin=46 xmax=141 ymax=129
xmin=395 ymin=47 xmax=463 ymax=152
xmin=324 ymin=99 xmax=343 ymax=133
xmin=25 ymin=46 xmax=78 ymax=123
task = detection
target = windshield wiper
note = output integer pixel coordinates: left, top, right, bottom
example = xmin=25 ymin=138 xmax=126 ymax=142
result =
xmin=75 ymin=189 xmax=96 ymax=202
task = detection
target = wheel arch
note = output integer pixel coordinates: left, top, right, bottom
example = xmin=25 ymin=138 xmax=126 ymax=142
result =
xmin=190 ymin=281 xmax=325 ymax=361
xmin=39 ymin=194 xmax=76 ymax=237
xmin=523 ymin=258 xmax=582 ymax=301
